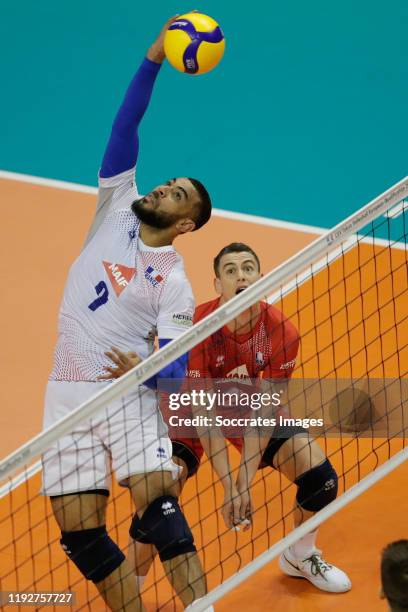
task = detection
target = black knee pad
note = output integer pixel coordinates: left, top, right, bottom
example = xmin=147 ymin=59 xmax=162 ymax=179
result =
xmin=60 ymin=526 xmax=125 ymax=583
xmin=129 ymin=513 xmax=153 ymax=544
xmin=129 ymin=495 xmax=196 ymax=562
xmin=295 ymin=459 xmax=338 ymax=512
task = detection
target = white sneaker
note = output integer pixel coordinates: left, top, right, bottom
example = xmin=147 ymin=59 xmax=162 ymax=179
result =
xmin=279 ymin=547 xmax=352 ymax=593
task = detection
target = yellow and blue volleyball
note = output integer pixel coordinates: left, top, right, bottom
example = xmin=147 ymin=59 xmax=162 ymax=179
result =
xmin=164 ymin=13 xmax=225 ymax=75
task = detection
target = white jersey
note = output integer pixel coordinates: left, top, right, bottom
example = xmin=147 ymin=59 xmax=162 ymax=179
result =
xmin=50 ymin=167 xmax=194 ymax=382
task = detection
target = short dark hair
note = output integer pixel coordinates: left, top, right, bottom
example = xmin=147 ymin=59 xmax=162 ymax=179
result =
xmin=213 ymin=243 xmax=261 ymax=277
xmin=188 ymin=178 xmax=212 ymax=231
xmin=381 ymin=540 xmax=408 ymax=611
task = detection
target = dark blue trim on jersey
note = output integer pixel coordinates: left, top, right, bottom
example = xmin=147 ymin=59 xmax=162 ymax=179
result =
xmin=100 ymin=58 xmax=162 ymax=178
xmin=144 ymin=338 xmax=188 ymax=390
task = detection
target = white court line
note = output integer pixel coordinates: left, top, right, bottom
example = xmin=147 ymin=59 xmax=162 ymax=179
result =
xmin=0 ymin=169 xmax=98 ymax=195
xmin=211 ymin=206 xmax=326 ymax=235
xmin=1 ymin=169 xmax=407 ymax=248
xmin=0 ymin=169 xmax=328 ymax=236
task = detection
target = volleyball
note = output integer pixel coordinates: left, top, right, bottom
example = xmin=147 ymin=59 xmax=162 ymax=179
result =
xmin=164 ymin=13 xmax=225 ymax=75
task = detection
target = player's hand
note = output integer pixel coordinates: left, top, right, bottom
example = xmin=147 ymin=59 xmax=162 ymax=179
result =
xmin=147 ymin=15 xmax=181 ymax=64
xmin=237 ymin=488 xmax=253 ymax=531
xmin=221 ymin=484 xmax=242 ymax=531
xmin=147 ymin=11 xmax=199 ymax=63
xmin=97 ymin=347 xmax=141 ymax=380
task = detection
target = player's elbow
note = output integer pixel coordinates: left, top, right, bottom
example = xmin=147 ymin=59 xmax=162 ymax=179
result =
xmin=149 ymin=353 xmax=188 ymax=393
xmin=160 ymin=354 xmax=188 ymax=382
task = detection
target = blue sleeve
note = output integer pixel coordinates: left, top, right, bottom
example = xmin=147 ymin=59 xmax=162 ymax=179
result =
xmin=100 ymin=58 xmax=162 ymax=178
xmin=144 ymin=338 xmax=188 ymax=391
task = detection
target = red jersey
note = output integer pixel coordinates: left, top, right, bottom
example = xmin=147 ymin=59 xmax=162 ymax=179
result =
xmin=161 ymin=298 xmax=299 ymax=443
xmin=188 ymin=298 xmax=299 ymax=380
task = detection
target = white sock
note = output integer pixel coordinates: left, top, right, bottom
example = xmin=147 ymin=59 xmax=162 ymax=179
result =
xmin=136 ymin=575 xmax=146 ymax=591
xmin=184 ymin=598 xmax=214 ymax=611
xmin=291 ymin=530 xmax=318 ymax=559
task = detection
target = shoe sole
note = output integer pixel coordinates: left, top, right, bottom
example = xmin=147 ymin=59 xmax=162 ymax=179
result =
xmin=279 ymin=555 xmax=352 ymax=593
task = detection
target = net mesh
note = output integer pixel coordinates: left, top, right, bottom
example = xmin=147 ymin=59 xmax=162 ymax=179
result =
xmin=0 ymin=188 xmax=407 ymax=611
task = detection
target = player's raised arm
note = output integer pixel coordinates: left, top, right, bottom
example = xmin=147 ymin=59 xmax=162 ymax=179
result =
xmin=100 ymin=16 xmax=178 ymax=178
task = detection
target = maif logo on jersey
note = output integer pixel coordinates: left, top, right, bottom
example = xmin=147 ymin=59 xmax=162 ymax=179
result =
xmin=226 ymin=364 xmax=249 ymax=379
xmin=103 ymin=261 xmax=136 ymax=297
xmin=145 ymin=266 xmax=163 ymax=287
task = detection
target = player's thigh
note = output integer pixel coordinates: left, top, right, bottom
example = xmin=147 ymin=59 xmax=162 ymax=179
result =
xmin=171 ymin=439 xmax=203 ymax=487
xmin=42 ymin=381 xmax=111 ymax=497
xmin=171 ymin=456 xmax=189 ymax=497
xmin=106 ymin=386 xmax=181 ymax=487
xmin=128 ymin=457 xmax=188 ymax=513
xmin=273 ymin=434 xmax=326 ymax=482
xmin=129 ymin=540 xmax=156 ymax=576
xmin=51 ymin=492 xmax=108 ymax=531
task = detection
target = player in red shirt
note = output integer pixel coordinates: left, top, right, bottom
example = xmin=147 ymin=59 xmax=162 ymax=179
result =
xmin=104 ymin=243 xmax=351 ymax=595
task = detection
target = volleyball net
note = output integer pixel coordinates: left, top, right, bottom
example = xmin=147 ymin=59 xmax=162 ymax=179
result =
xmin=0 ymin=177 xmax=407 ymax=610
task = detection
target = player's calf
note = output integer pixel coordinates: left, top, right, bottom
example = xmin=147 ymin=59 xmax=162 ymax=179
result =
xmin=277 ymin=446 xmax=350 ymax=593
xmin=60 ymin=526 xmax=142 ymax=611
xmin=130 ymin=495 xmax=206 ymax=606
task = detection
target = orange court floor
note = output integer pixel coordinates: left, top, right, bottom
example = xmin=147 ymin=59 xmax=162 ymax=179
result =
xmin=0 ymin=176 xmax=407 ymax=611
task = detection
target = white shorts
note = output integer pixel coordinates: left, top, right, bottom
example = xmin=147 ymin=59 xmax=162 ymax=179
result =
xmin=41 ymin=380 xmax=180 ymax=496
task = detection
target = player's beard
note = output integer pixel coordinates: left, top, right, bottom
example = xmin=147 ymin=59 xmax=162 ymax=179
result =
xmin=131 ymin=198 xmax=176 ymax=229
